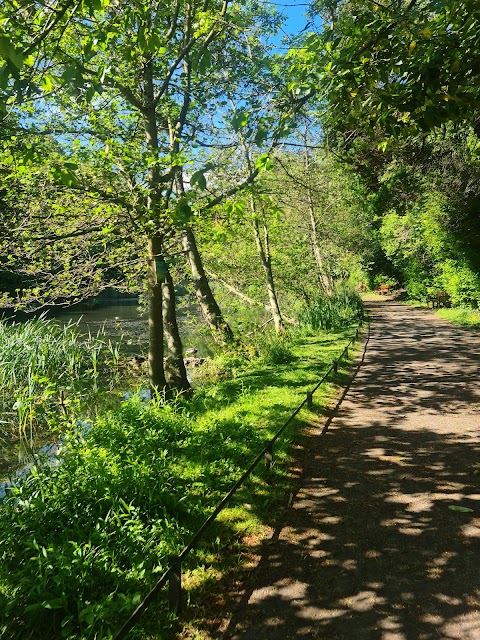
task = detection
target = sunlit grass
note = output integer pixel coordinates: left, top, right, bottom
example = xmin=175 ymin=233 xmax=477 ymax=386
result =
xmin=436 ymin=307 xmax=480 ymax=327
xmin=0 ymin=323 xmax=362 ymax=640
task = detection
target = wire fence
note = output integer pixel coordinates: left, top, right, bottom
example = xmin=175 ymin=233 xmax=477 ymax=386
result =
xmin=113 ymin=319 xmax=367 ymax=640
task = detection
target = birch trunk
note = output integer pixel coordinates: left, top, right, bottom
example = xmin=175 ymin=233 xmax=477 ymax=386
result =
xmin=251 ymin=198 xmax=285 ymax=334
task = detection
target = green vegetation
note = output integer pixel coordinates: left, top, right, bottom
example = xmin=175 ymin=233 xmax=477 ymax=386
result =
xmin=437 ymin=308 xmax=480 ymax=328
xmin=0 ymin=318 xmax=122 ymax=441
xmin=0 ymin=1 xmax=480 ymax=637
xmin=0 ymin=323 xmax=358 ymax=640
xmin=300 ymin=285 xmax=364 ymax=331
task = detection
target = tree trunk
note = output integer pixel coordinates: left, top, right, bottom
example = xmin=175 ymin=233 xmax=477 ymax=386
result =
xmin=250 ymin=197 xmax=285 ymax=334
xmin=147 ymin=235 xmax=167 ymax=392
xmin=181 ymin=225 xmax=235 ymax=343
xmin=162 ymin=265 xmax=191 ymax=394
xmin=304 ymin=151 xmax=332 ymax=294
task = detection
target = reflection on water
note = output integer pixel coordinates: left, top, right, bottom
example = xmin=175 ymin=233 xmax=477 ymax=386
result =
xmin=52 ymin=301 xmax=215 ymax=357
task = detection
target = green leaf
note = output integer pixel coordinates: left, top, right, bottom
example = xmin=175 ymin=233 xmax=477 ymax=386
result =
xmin=232 ymin=110 xmax=249 ymax=132
xmin=254 ymin=125 xmax=269 ymax=146
xmin=173 ymin=197 xmax=193 ymax=224
xmin=255 ymin=153 xmax=273 ymax=172
xmin=190 ymin=170 xmax=207 ymax=190
xmin=41 ymin=74 xmax=55 ymax=93
xmin=0 ymin=36 xmax=24 ymax=70
xmin=50 ymin=166 xmax=79 ymax=187
xmin=198 ymin=51 xmax=211 ymax=74
xmin=448 ymin=506 xmax=474 ymax=513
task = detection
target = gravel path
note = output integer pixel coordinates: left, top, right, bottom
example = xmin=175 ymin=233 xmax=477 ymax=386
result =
xmin=223 ymin=300 xmax=480 ymax=640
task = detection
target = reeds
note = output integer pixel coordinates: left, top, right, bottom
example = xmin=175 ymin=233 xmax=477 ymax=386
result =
xmin=0 ymin=316 xmax=121 ymax=440
xmin=299 ymin=283 xmax=364 ymax=331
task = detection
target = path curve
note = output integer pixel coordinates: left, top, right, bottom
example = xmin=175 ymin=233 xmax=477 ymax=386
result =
xmin=224 ymin=300 xmax=480 ymax=640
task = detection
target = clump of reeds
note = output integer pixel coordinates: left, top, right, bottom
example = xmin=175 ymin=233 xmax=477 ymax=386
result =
xmin=299 ymin=283 xmax=364 ymax=331
xmin=0 ymin=317 xmax=121 ymax=440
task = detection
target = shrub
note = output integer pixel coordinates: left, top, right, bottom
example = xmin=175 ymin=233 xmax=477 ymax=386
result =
xmin=0 ymin=398 xmax=210 ymax=640
xmin=258 ymin=335 xmax=295 ymax=365
xmin=299 ymin=283 xmax=364 ymax=331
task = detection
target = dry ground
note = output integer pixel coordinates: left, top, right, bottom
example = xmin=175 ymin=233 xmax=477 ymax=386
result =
xmin=220 ymin=300 xmax=480 ymax=640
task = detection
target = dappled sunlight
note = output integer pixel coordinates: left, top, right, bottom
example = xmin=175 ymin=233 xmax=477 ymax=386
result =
xmin=221 ymin=301 xmax=480 ymax=640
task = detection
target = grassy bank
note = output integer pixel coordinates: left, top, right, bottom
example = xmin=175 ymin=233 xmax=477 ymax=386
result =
xmin=0 ymin=324 xmax=361 ymax=640
xmin=436 ymin=307 xmax=480 ymax=328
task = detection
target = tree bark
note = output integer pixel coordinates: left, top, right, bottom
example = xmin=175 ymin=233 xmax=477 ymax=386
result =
xmin=304 ymin=150 xmax=332 ymax=294
xmin=250 ymin=197 xmax=285 ymax=334
xmin=147 ymin=235 xmax=167 ymax=392
xmin=162 ymin=264 xmax=191 ymax=394
xmin=181 ymin=225 xmax=235 ymax=343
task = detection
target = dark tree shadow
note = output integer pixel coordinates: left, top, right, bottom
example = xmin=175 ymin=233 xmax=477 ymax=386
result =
xmin=215 ymin=301 xmax=480 ymax=640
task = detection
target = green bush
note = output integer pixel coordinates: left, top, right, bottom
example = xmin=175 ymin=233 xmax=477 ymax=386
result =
xmin=299 ymin=283 xmax=364 ymax=331
xmin=0 ymin=394 xmax=262 ymax=640
xmin=258 ymin=335 xmax=295 ymax=365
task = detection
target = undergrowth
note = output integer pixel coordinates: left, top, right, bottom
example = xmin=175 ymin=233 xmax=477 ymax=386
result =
xmin=299 ymin=283 xmax=363 ymax=331
xmin=0 ymin=323 xmax=360 ymax=640
xmin=437 ymin=307 xmax=480 ymax=328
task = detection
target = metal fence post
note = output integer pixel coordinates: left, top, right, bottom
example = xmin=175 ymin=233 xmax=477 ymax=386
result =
xmin=264 ymin=440 xmax=273 ymax=471
xmin=306 ymin=391 xmax=313 ymax=410
xmin=333 ymin=360 xmax=338 ymax=374
xmin=345 ymin=346 xmax=348 ymax=359
xmin=168 ymin=555 xmax=182 ymax=613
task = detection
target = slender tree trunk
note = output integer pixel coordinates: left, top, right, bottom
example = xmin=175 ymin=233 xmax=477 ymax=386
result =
xmin=162 ymin=265 xmax=191 ymax=394
xmin=304 ymin=150 xmax=332 ymax=294
xmin=181 ymin=225 xmax=235 ymax=343
xmin=147 ymin=235 xmax=167 ymax=391
xmin=143 ymin=61 xmax=187 ymax=393
xmin=307 ymin=187 xmax=332 ymax=294
xmin=250 ymin=197 xmax=285 ymax=334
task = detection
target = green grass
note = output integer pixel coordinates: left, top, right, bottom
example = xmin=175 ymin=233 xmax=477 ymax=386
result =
xmin=436 ymin=307 xmax=480 ymax=327
xmin=0 ymin=317 xmax=123 ymax=451
xmin=299 ymin=284 xmax=364 ymax=331
xmin=0 ymin=325 xmax=361 ymax=640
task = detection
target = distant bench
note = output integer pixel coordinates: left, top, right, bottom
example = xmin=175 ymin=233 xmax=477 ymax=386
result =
xmin=427 ymin=290 xmax=450 ymax=309
xmin=376 ymin=284 xmax=391 ymax=296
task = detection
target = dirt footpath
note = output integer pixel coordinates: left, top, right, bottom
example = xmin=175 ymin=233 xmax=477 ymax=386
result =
xmin=223 ymin=300 xmax=480 ymax=640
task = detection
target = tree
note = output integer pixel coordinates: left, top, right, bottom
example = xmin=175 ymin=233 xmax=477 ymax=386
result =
xmin=0 ymin=0 xmax=292 ymax=392
xmin=289 ymin=0 xmax=480 ymax=139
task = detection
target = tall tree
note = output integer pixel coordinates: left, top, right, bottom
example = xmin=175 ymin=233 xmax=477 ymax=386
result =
xmin=0 ymin=0 xmax=292 ymax=392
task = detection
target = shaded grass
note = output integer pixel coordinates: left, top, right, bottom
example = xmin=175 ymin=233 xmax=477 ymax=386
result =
xmin=0 ymin=325 xmax=361 ymax=640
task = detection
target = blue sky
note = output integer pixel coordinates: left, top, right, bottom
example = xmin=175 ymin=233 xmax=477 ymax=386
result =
xmin=267 ymin=1 xmax=321 ymax=52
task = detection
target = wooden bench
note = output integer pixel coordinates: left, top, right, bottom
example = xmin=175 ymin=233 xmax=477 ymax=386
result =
xmin=376 ymin=284 xmax=390 ymax=296
xmin=428 ymin=290 xmax=449 ymax=309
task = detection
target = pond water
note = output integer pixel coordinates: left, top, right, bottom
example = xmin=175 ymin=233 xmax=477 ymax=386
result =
xmin=51 ymin=300 xmax=215 ymax=357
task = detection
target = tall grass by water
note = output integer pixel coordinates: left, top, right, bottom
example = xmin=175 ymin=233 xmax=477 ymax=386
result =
xmin=300 ymin=283 xmax=364 ymax=331
xmin=0 ymin=323 xmax=359 ymax=640
xmin=0 ymin=317 xmax=121 ymax=442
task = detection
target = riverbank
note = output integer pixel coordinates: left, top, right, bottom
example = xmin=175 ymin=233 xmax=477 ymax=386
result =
xmin=0 ymin=324 xmax=360 ymax=640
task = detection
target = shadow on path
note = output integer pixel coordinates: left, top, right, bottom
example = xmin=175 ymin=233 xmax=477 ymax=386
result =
xmin=223 ymin=301 xmax=480 ymax=640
